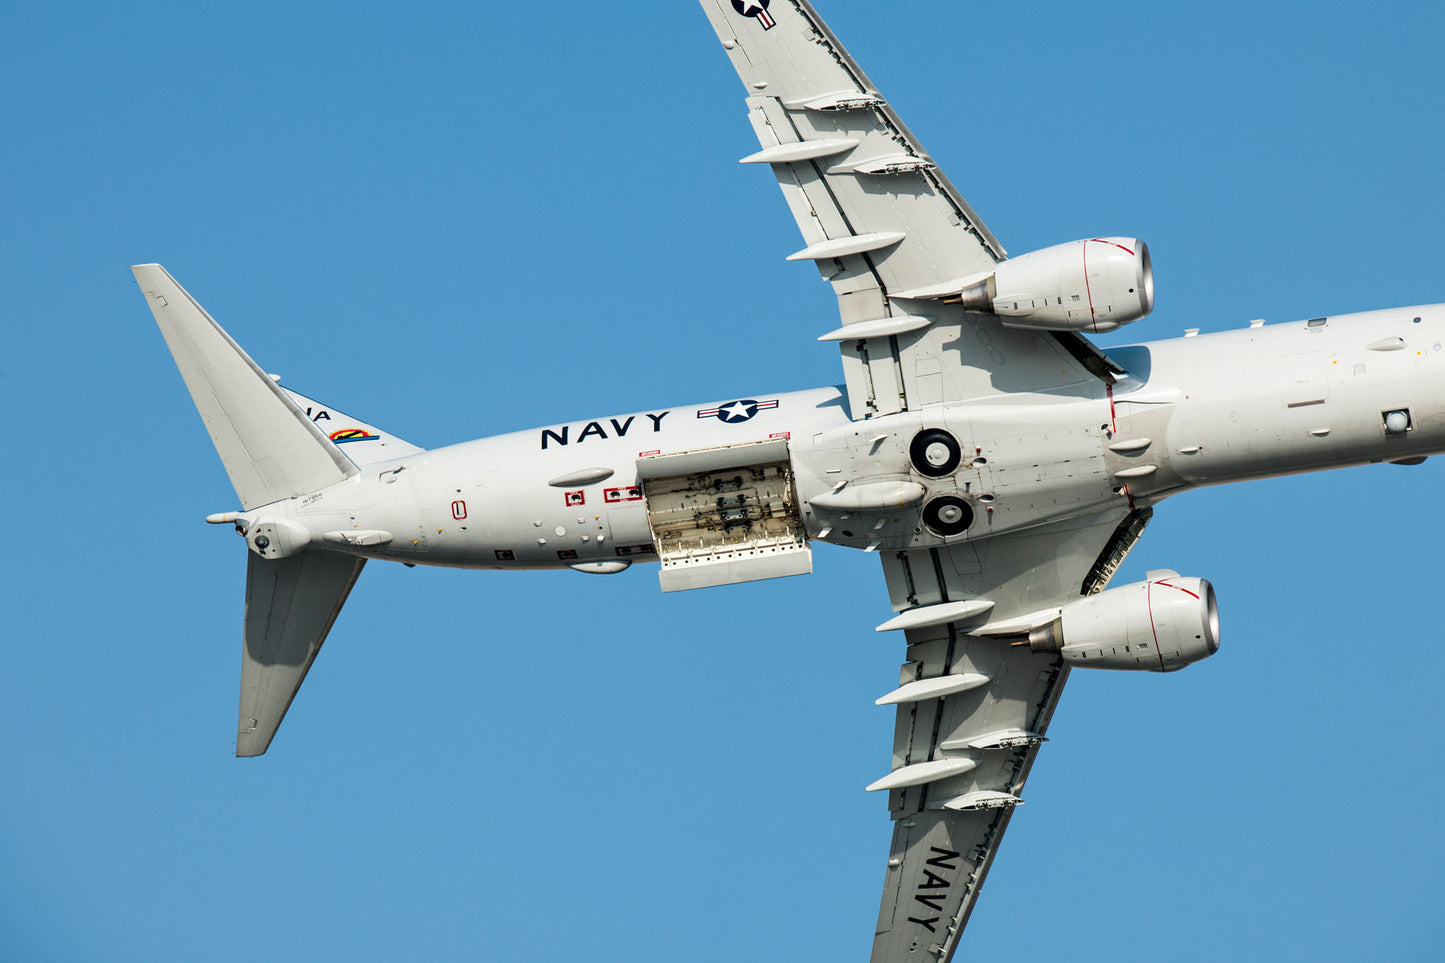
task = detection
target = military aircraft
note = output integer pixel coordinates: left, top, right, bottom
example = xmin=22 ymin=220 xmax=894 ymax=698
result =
xmin=134 ymin=1 xmax=1444 ymax=960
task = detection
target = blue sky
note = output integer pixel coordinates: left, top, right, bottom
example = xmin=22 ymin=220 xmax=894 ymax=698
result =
xmin=5 ymin=1 xmax=1445 ymax=960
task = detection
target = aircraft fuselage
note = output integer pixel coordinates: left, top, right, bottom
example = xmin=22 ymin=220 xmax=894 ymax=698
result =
xmin=264 ymin=304 xmax=1445 ymax=575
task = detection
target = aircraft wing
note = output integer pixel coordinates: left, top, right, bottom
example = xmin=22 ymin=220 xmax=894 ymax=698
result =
xmin=695 ymin=5 xmax=1148 ymax=956
xmin=869 ymin=507 xmax=1150 ymax=960
xmin=695 ymin=0 xmax=1121 ymax=418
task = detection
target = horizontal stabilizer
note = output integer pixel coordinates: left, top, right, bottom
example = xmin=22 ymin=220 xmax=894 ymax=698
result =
xmin=132 ymin=264 xmax=357 ymax=509
xmin=239 ymin=550 xmax=366 ymax=756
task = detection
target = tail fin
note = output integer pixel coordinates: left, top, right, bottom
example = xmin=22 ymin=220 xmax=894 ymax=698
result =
xmin=279 ymin=386 xmax=425 ymax=469
xmin=132 ymin=264 xmax=357 ymax=510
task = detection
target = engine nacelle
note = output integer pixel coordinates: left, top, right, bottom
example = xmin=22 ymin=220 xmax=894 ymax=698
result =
xmin=959 ymin=237 xmax=1154 ymax=333
xmin=1027 ymin=573 xmax=1218 ymax=671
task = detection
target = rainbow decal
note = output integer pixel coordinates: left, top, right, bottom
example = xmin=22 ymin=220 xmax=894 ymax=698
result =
xmin=329 ymin=427 xmax=380 ymax=444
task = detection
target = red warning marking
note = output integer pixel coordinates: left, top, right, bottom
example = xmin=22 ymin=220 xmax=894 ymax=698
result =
xmin=769 ymin=431 xmax=791 ymax=440
xmin=1154 ymin=578 xmax=1201 ymax=600
xmin=1145 ymin=581 xmax=1166 ymax=671
xmin=604 ymin=485 xmax=643 ymax=504
xmin=638 ymin=449 xmax=661 ymax=458
xmin=1088 ymin=237 xmax=1135 ymax=256
xmin=1106 ymin=383 xmax=1117 ymax=433
xmin=564 ymin=490 xmax=585 ymax=507
xmin=451 ymin=500 xmax=467 ymax=520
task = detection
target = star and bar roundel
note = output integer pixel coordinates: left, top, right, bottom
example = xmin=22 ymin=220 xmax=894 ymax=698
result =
xmin=731 ymin=0 xmax=775 ymax=30
xmin=696 ymin=398 xmax=779 ymax=424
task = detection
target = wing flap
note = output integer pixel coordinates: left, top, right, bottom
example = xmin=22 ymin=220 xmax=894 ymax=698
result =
xmin=736 ymin=88 xmax=998 ymax=298
xmin=239 ymin=550 xmax=366 ymax=757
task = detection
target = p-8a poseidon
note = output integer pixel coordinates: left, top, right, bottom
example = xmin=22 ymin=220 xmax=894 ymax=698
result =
xmin=135 ymin=2 xmax=1444 ymax=960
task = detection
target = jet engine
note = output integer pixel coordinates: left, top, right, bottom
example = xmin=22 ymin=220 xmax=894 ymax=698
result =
xmin=1023 ymin=573 xmax=1218 ymax=671
xmin=957 ymin=237 xmax=1154 ymax=333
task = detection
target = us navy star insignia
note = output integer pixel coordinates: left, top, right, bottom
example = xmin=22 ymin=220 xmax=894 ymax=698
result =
xmin=730 ymin=0 xmax=775 ymax=30
xmin=719 ymin=401 xmax=753 ymax=422
xmin=696 ymin=398 xmax=780 ymax=423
